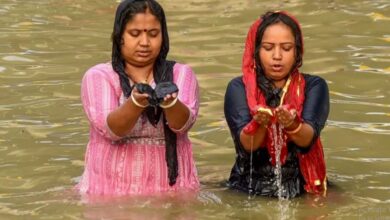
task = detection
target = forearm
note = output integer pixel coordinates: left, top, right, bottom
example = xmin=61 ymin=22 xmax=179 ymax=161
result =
xmin=107 ymin=99 xmax=145 ymax=137
xmin=286 ymin=122 xmax=314 ymax=147
xmin=239 ymin=126 xmax=268 ymax=152
xmin=163 ymin=100 xmax=190 ymax=130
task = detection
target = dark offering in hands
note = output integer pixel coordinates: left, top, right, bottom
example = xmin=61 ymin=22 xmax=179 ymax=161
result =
xmin=135 ymin=82 xmax=179 ymax=107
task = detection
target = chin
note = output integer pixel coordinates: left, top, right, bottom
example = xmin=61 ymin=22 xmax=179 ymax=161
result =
xmin=268 ymin=73 xmax=288 ymax=80
xmin=134 ymin=58 xmax=154 ymax=66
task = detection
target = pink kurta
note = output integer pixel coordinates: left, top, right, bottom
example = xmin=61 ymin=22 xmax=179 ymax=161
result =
xmin=77 ymin=62 xmax=199 ymax=195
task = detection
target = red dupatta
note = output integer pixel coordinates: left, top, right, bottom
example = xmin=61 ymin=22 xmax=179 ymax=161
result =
xmin=241 ymin=12 xmax=327 ymax=194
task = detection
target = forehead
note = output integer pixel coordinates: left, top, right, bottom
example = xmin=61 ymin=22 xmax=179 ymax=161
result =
xmin=261 ymin=22 xmax=295 ymax=43
xmin=125 ymin=10 xmax=161 ymax=29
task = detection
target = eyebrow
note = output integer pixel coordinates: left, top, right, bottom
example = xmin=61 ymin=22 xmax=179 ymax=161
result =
xmin=261 ymin=42 xmax=294 ymax=44
xmin=129 ymin=28 xmax=160 ymax=32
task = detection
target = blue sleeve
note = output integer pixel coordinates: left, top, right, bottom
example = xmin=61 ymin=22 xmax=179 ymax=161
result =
xmin=224 ymin=77 xmax=252 ymax=156
xmin=302 ymin=75 xmax=330 ymax=140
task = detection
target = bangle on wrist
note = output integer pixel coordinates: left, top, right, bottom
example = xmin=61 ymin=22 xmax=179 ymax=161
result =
xmin=285 ymin=122 xmax=302 ymax=134
xmin=160 ymin=97 xmax=178 ymax=109
xmin=284 ymin=114 xmax=301 ymax=130
xmin=131 ymin=93 xmax=148 ymax=108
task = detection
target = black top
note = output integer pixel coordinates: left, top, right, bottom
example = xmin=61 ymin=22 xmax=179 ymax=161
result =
xmin=224 ymin=74 xmax=329 ymax=198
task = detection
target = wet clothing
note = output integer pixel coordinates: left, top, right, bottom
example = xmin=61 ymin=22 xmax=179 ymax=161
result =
xmin=224 ymin=75 xmax=329 ymax=198
xmin=77 ymin=63 xmax=199 ymax=196
xmin=237 ymin=12 xmax=328 ymax=196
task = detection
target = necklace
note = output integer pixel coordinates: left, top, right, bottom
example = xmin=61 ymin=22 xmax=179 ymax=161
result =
xmin=129 ymin=70 xmax=152 ymax=84
xmin=143 ymin=71 xmax=153 ymax=84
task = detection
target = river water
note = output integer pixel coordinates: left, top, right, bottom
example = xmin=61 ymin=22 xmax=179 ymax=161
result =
xmin=1 ymin=0 xmax=389 ymax=219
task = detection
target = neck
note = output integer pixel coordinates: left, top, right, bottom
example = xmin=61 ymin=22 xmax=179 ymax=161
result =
xmin=272 ymin=78 xmax=287 ymax=89
xmin=125 ymin=63 xmax=154 ymax=84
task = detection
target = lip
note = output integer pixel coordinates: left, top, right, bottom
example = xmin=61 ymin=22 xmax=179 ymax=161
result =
xmin=136 ymin=51 xmax=151 ymax=57
xmin=271 ymin=64 xmax=283 ymax=72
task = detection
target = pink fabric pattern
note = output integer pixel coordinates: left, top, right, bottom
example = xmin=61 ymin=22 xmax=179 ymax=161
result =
xmin=77 ymin=62 xmax=200 ymax=195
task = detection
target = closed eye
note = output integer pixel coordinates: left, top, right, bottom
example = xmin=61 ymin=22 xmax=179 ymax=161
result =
xmin=282 ymin=46 xmax=293 ymax=51
xmin=262 ymin=43 xmax=273 ymax=51
xmin=281 ymin=43 xmax=294 ymax=51
xmin=129 ymin=30 xmax=141 ymax=37
xmin=148 ymin=29 xmax=160 ymax=37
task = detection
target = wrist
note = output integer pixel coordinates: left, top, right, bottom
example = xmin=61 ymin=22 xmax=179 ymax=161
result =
xmin=160 ymin=97 xmax=178 ymax=109
xmin=284 ymin=115 xmax=303 ymax=134
xmin=131 ymin=93 xmax=148 ymax=108
xmin=285 ymin=122 xmax=302 ymax=134
xmin=284 ymin=115 xmax=301 ymax=131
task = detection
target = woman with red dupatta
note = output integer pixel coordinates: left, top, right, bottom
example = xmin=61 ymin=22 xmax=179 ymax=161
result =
xmin=224 ymin=11 xmax=329 ymax=198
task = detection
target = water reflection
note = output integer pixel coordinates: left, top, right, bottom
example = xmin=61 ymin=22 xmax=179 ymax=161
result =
xmin=0 ymin=0 xmax=390 ymax=219
xmin=80 ymin=193 xmax=200 ymax=220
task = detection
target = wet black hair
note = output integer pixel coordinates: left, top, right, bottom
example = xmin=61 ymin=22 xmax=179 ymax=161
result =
xmin=111 ymin=0 xmax=178 ymax=186
xmin=253 ymin=11 xmax=303 ymax=107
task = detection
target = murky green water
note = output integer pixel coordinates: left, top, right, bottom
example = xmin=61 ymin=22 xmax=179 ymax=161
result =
xmin=1 ymin=0 xmax=389 ymax=219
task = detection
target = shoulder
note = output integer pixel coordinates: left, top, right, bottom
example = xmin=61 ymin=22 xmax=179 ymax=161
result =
xmin=224 ymin=76 xmax=250 ymax=123
xmin=82 ymin=63 xmax=120 ymax=85
xmin=83 ymin=63 xmax=116 ymax=80
xmin=173 ymin=62 xmax=195 ymax=76
xmin=303 ymin=73 xmax=328 ymax=91
xmin=173 ymin=62 xmax=198 ymax=85
xmin=225 ymin=76 xmax=246 ymax=103
xmin=81 ymin=63 xmax=121 ymax=95
xmin=303 ymin=73 xmax=328 ymax=87
xmin=227 ymin=76 xmax=244 ymax=88
xmin=226 ymin=76 xmax=245 ymax=92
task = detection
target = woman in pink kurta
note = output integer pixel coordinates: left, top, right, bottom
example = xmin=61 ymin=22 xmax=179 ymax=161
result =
xmin=77 ymin=0 xmax=199 ymax=196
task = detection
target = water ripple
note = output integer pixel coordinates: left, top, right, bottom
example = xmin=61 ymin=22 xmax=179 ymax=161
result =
xmin=353 ymin=196 xmax=390 ymax=204
xmin=0 ymin=0 xmax=389 ymax=219
xmin=330 ymin=98 xmax=390 ymax=108
xmin=330 ymin=91 xmax=385 ymax=99
xmin=327 ymin=120 xmax=390 ymax=134
xmin=331 ymin=156 xmax=390 ymax=163
xmin=2 ymin=55 xmax=34 ymax=62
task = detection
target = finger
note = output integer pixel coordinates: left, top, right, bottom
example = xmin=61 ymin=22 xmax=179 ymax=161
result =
xmin=256 ymin=112 xmax=265 ymax=118
xmin=133 ymin=93 xmax=149 ymax=101
xmin=274 ymin=107 xmax=282 ymax=114
xmin=282 ymin=109 xmax=291 ymax=119
xmin=164 ymin=94 xmax=172 ymax=101
xmin=275 ymin=109 xmax=284 ymax=118
xmin=276 ymin=107 xmax=287 ymax=117
xmin=289 ymin=109 xmax=297 ymax=118
xmin=171 ymin=93 xmax=177 ymax=98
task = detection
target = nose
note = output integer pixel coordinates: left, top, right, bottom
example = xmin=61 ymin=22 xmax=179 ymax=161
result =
xmin=272 ymin=47 xmax=282 ymax=60
xmin=140 ymin=33 xmax=150 ymax=46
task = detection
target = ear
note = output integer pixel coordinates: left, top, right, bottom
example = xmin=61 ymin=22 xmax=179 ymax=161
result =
xmin=120 ymin=38 xmax=124 ymax=45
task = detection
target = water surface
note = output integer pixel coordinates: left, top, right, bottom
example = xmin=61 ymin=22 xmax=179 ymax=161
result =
xmin=0 ymin=0 xmax=389 ymax=219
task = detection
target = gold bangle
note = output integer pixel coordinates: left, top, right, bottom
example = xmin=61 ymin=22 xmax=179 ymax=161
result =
xmin=131 ymin=93 xmax=148 ymax=108
xmin=285 ymin=122 xmax=302 ymax=134
xmin=159 ymin=97 xmax=178 ymax=109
